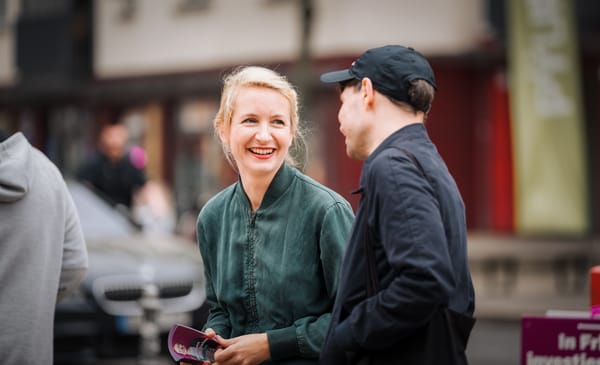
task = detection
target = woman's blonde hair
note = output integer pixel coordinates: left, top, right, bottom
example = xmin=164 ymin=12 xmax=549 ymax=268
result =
xmin=214 ymin=66 xmax=307 ymax=170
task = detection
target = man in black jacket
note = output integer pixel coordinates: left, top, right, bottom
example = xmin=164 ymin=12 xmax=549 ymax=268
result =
xmin=319 ymin=45 xmax=475 ymax=364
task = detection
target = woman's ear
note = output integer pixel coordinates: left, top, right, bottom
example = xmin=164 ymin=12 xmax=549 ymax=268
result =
xmin=217 ymin=127 xmax=227 ymax=145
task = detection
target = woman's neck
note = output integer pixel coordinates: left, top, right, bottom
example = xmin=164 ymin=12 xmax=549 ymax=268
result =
xmin=239 ymin=170 xmax=277 ymax=212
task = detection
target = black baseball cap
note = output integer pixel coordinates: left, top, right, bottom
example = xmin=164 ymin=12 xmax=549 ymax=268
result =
xmin=320 ymin=45 xmax=436 ymax=104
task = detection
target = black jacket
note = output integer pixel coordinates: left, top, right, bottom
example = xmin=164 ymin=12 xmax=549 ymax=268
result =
xmin=320 ymin=123 xmax=475 ymax=364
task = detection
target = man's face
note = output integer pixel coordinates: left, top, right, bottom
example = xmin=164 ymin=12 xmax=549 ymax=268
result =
xmin=338 ymin=85 xmax=371 ymax=160
xmin=100 ymin=124 xmax=128 ymax=162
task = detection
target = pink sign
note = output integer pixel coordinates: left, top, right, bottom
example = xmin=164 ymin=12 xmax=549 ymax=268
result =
xmin=521 ymin=316 xmax=600 ymax=365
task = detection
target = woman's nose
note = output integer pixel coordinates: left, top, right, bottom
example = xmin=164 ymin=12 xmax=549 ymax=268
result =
xmin=255 ymin=123 xmax=271 ymax=141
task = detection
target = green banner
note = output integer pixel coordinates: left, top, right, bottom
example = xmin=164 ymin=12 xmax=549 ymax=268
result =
xmin=507 ymin=0 xmax=588 ymax=235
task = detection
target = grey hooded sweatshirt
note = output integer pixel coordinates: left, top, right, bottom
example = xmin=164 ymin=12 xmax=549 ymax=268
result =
xmin=0 ymin=132 xmax=88 ymax=365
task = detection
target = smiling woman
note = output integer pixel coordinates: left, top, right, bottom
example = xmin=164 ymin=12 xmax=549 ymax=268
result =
xmin=189 ymin=66 xmax=355 ymax=365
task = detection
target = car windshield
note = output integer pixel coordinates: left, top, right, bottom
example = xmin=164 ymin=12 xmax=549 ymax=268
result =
xmin=67 ymin=180 xmax=137 ymax=242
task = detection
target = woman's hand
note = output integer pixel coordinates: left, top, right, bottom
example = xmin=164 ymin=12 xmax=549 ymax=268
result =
xmin=180 ymin=328 xmax=222 ymax=365
xmin=213 ymin=332 xmax=270 ymax=365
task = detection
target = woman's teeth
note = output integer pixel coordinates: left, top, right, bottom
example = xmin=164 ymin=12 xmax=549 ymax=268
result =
xmin=250 ymin=148 xmax=274 ymax=155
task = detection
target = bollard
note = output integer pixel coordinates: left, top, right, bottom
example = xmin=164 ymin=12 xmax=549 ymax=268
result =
xmin=138 ymin=283 xmax=162 ymax=364
xmin=592 ymin=266 xmax=600 ymax=318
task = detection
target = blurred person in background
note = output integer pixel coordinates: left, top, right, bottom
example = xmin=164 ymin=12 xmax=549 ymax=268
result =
xmin=188 ymin=66 xmax=355 ymax=365
xmin=318 ymin=45 xmax=475 ymax=365
xmin=77 ymin=121 xmax=147 ymax=210
xmin=0 ymin=129 xmax=88 ymax=365
xmin=132 ymin=179 xmax=177 ymax=236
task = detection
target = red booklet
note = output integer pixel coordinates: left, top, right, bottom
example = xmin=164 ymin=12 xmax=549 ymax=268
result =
xmin=167 ymin=324 xmax=221 ymax=363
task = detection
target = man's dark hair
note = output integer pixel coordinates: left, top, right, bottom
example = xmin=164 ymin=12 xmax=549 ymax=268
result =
xmin=339 ymin=78 xmax=435 ymax=115
xmin=407 ymin=79 xmax=435 ymax=113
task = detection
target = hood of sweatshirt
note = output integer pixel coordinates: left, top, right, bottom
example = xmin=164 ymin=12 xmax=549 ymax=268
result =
xmin=0 ymin=132 xmax=34 ymax=203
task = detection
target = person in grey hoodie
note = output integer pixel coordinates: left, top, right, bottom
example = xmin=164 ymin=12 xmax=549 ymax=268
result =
xmin=0 ymin=130 xmax=88 ymax=365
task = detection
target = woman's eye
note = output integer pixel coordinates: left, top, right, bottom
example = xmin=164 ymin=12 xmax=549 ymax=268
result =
xmin=273 ymin=119 xmax=286 ymax=126
xmin=242 ymin=118 xmax=257 ymax=124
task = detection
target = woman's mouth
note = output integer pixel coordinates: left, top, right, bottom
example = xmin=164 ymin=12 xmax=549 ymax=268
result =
xmin=249 ymin=147 xmax=275 ymax=156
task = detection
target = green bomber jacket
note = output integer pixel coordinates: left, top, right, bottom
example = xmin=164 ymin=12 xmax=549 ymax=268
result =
xmin=196 ymin=163 xmax=354 ymax=364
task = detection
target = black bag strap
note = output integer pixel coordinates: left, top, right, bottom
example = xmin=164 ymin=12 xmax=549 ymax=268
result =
xmin=363 ymin=199 xmax=378 ymax=297
xmin=396 ymin=147 xmax=436 ymax=195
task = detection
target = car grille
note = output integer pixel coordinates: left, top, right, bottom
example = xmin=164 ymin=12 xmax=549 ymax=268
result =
xmin=103 ymin=281 xmax=193 ymax=301
xmin=92 ymin=275 xmax=205 ymax=316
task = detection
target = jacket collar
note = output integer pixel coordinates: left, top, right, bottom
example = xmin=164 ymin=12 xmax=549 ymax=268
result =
xmin=366 ymin=122 xmax=428 ymax=164
xmin=235 ymin=163 xmax=294 ymax=211
xmin=358 ymin=123 xmax=429 ymax=191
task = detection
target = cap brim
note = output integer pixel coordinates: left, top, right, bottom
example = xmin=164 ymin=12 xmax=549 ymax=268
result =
xmin=320 ymin=69 xmax=355 ymax=83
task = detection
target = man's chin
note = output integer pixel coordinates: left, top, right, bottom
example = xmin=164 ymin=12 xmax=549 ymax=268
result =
xmin=346 ymin=146 xmax=366 ymax=161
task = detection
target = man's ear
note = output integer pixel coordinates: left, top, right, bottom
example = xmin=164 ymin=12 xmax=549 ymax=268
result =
xmin=361 ymin=78 xmax=375 ymax=107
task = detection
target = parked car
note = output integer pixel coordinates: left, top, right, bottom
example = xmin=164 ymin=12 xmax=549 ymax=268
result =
xmin=54 ymin=180 xmax=208 ymax=364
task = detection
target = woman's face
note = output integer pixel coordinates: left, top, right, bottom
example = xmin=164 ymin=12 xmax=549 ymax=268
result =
xmin=173 ymin=343 xmax=187 ymax=354
xmin=223 ymin=86 xmax=293 ymax=181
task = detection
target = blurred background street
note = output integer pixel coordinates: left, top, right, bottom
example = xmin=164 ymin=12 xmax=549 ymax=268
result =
xmin=0 ymin=0 xmax=599 ymax=364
